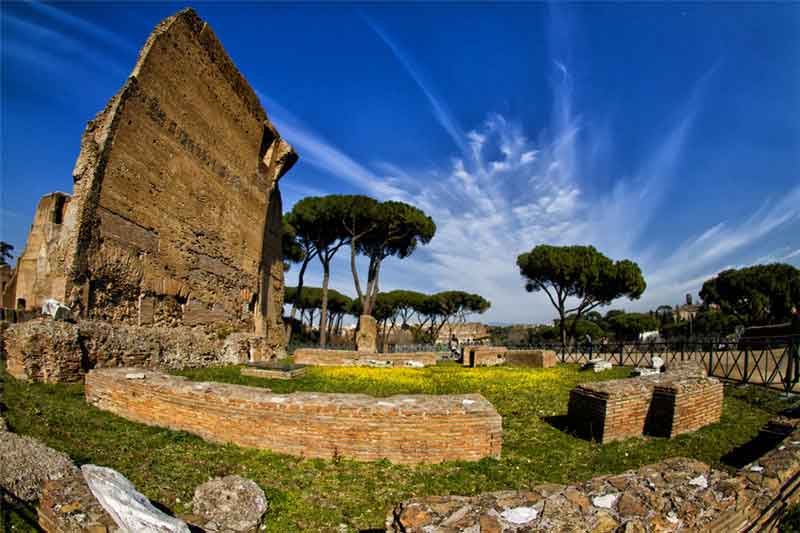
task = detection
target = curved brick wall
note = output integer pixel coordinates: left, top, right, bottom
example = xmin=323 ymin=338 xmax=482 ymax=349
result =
xmin=293 ymin=348 xmax=438 ymax=367
xmin=85 ymin=368 xmax=502 ymax=464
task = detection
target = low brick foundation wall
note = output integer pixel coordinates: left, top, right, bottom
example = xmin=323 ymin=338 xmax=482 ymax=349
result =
xmin=388 ymin=421 xmax=800 ymax=532
xmin=568 ymin=364 xmax=723 ymax=443
xmin=462 ymin=346 xmax=508 ymax=367
xmin=4 ymin=318 xmax=276 ymax=383
xmin=647 ymin=378 xmax=725 ymax=438
xmin=293 ymin=348 xmax=437 ymax=368
xmin=85 ymin=368 xmax=502 ymax=464
xmin=504 ymin=349 xmax=558 ymax=368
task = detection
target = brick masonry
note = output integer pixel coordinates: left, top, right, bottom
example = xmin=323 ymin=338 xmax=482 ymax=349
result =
xmin=293 ymin=348 xmax=438 ymax=368
xmin=568 ymin=363 xmax=723 ymax=443
xmin=240 ymin=365 xmax=307 ymax=380
xmin=388 ymin=417 xmax=800 ymax=533
xmin=504 ymin=349 xmax=558 ymax=368
xmin=3 ymin=318 xmax=274 ymax=383
xmin=84 ymin=368 xmax=502 ymax=464
xmin=462 ymin=346 xmax=508 ymax=367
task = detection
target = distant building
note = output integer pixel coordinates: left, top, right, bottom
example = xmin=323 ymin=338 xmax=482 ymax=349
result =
xmin=435 ymin=322 xmax=490 ymax=345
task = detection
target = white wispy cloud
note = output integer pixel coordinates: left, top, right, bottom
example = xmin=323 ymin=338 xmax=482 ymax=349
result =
xmin=359 ymin=11 xmax=468 ymax=155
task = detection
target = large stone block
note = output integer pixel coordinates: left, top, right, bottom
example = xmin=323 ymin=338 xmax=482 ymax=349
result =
xmin=355 ymin=315 xmax=377 ymax=353
xmin=293 ymin=348 xmax=437 ymax=368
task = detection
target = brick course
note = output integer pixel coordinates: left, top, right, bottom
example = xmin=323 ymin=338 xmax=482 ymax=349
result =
xmin=568 ymin=364 xmax=723 ymax=443
xmin=293 ymin=348 xmax=437 ymax=368
xmin=462 ymin=346 xmax=508 ymax=367
xmin=84 ymin=368 xmax=502 ymax=464
xmin=504 ymin=349 xmax=558 ymax=368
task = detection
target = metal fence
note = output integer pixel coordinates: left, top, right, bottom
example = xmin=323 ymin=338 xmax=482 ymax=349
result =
xmin=504 ymin=336 xmax=800 ymax=394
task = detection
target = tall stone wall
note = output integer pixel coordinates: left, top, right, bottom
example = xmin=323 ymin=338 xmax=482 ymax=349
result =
xmin=85 ymin=368 xmax=503 ymax=464
xmin=6 ymin=193 xmax=71 ymax=310
xmin=7 ymin=9 xmax=295 ymax=349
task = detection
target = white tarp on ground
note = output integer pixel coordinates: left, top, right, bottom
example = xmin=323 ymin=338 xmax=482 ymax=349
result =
xmin=82 ymin=464 xmax=190 ymax=533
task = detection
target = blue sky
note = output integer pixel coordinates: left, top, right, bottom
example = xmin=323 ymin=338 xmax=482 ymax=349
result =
xmin=2 ymin=2 xmax=799 ymax=324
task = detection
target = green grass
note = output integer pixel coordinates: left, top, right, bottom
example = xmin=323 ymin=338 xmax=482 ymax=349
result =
xmin=3 ymin=362 xmax=795 ymax=532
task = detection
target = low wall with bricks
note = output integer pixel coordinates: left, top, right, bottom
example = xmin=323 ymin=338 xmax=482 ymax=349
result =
xmin=4 ymin=318 xmax=276 ymax=383
xmin=462 ymin=346 xmax=508 ymax=367
xmin=647 ymin=379 xmax=725 ymax=438
xmin=568 ymin=362 xmax=722 ymax=443
xmin=293 ymin=348 xmax=437 ymax=368
xmin=388 ymin=420 xmax=800 ymax=532
xmin=504 ymin=349 xmax=558 ymax=368
xmin=84 ymin=368 xmax=502 ymax=464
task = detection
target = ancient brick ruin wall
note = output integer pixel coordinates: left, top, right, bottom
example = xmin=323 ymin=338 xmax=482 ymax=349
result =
xmin=463 ymin=346 xmax=508 ymax=367
xmin=4 ymin=318 xmax=273 ymax=383
xmin=85 ymin=368 xmax=502 ymax=464
xmin=648 ymin=379 xmax=725 ymax=438
xmin=388 ymin=425 xmax=800 ymax=533
xmin=504 ymin=349 xmax=558 ymax=368
xmin=6 ymin=193 xmax=71 ymax=311
xmin=12 ymin=9 xmax=295 ymax=351
xmin=293 ymin=348 xmax=438 ymax=367
xmin=568 ymin=366 xmax=723 ymax=443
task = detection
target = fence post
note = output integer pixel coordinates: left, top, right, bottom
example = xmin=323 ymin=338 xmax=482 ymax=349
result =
xmin=785 ymin=337 xmax=798 ymax=396
xmin=708 ymin=342 xmax=714 ymax=377
xmin=742 ymin=346 xmax=750 ymax=385
xmin=680 ymin=340 xmax=685 ymax=362
xmin=619 ymin=343 xmax=625 ymax=366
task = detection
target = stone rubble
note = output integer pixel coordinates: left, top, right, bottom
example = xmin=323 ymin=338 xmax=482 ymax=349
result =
xmin=191 ymin=475 xmax=268 ymax=533
xmin=0 ymin=431 xmax=79 ymax=502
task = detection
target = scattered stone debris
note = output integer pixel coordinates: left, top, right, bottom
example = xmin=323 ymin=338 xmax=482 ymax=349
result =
xmin=583 ymin=358 xmax=613 ymax=372
xmin=191 ymin=475 xmax=267 ymax=532
xmin=41 ymin=298 xmax=72 ymax=321
xmin=82 ymin=464 xmax=190 ymax=532
xmin=0 ymin=431 xmax=78 ymax=502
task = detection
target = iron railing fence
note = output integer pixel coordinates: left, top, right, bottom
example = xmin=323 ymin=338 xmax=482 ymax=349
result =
xmin=502 ymin=336 xmax=800 ymax=394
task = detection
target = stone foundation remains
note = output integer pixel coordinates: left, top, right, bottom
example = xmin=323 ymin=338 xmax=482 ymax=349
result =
xmin=4 ymin=317 xmax=274 ymax=383
xmin=240 ymin=363 xmax=307 ymax=380
xmin=3 ymin=8 xmax=295 ymax=354
xmin=85 ymin=368 xmax=502 ymax=464
xmin=568 ymin=362 xmax=722 ymax=443
xmin=38 ymin=472 xmax=120 ymax=533
xmin=504 ymin=349 xmax=558 ymax=368
xmin=462 ymin=346 xmax=508 ymax=367
xmin=293 ymin=348 xmax=437 ymax=368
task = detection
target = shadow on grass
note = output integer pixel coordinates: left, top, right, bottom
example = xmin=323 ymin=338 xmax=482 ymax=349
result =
xmin=721 ymin=430 xmax=788 ymax=469
xmin=543 ymin=414 xmax=596 ymax=441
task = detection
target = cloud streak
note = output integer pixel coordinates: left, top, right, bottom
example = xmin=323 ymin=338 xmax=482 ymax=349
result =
xmin=360 ymin=11 xmax=468 ymax=155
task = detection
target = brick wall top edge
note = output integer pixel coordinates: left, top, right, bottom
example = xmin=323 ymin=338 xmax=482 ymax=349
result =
xmin=87 ymin=368 xmax=498 ymax=414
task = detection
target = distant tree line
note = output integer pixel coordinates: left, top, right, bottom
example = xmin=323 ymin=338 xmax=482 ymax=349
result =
xmin=284 ymin=286 xmax=490 ymax=345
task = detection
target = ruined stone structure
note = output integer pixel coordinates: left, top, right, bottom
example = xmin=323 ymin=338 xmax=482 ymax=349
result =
xmin=3 ymin=9 xmax=295 ymax=352
xmin=293 ymin=348 xmax=438 ymax=368
xmin=462 ymin=345 xmax=508 ymax=367
xmin=85 ymin=368 xmax=503 ymax=464
xmin=355 ymin=314 xmax=378 ymax=352
xmin=4 ymin=317 xmax=273 ymax=383
xmin=504 ymin=349 xmax=558 ymax=368
xmin=568 ymin=361 xmax=723 ymax=443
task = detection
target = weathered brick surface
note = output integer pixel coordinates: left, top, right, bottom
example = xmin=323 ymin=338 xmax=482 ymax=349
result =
xmin=647 ymin=378 xmax=725 ymax=438
xmin=85 ymin=368 xmax=502 ymax=464
xmin=504 ymin=349 xmax=558 ymax=368
xmin=5 ymin=317 xmax=272 ymax=383
xmin=568 ymin=364 xmax=722 ymax=443
xmin=293 ymin=348 xmax=437 ymax=368
xmin=38 ymin=472 xmax=120 ymax=533
xmin=463 ymin=346 xmax=508 ymax=367
xmin=240 ymin=365 xmax=307 ymax=380
xmin=388 ymin=423 xmax=800 ymax=532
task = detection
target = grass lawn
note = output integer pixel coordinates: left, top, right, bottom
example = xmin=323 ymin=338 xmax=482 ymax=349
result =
xmin=3 ymin=362 xmax=796 ymax=532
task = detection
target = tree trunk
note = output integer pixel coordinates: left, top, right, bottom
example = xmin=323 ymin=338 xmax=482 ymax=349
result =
xmin=319 ymin=260 xmax=331 ymax=348
xmin=285 ymin=256 xmax=312 ymax=345
xmin=350 ymin=241 xmax=364 ymax=305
